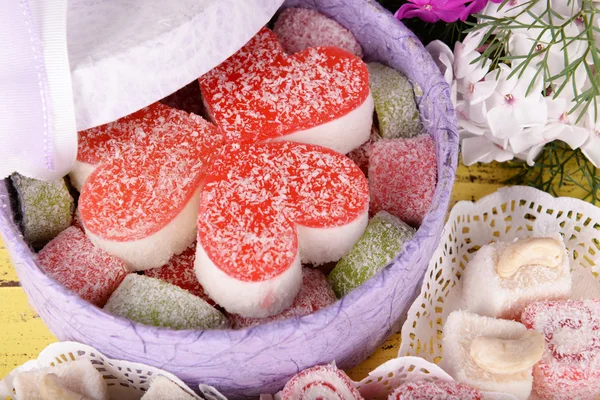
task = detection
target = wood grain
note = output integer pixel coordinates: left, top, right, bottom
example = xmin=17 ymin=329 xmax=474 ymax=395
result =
xmin=0 ymin=161 xmax=590 ymax=381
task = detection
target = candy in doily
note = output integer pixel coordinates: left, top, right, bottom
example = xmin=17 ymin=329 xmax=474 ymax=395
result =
xmin=346 ymin=126 xmax=381 ymax=176
xmin=280 ymin=364 xmax=363 ymax=400
xmin=13 ymin=359 xmax=108 ymax=400
xmin=144 ymin=243 xmax=215 ymax=306
xmin=10 ymin=174 xmax=74 ymax=248
xmin=388 ymin=380 xmax=483 ymax=400
xmin=442 ymin=311 xmax=543 ymax=400
xmin=369 ymin=135 xmax=436 ymax=226
xmin=462 ymin=234 xmax=571 ymax=320
xmin=79 ymin=103 xmax=227 ymax=271
xmin=367 ymin=62 xmax=422 ymax=139
xmin=273 ymin=7 xmax=363 ymax=57
xmin=104 ymin=275 xmax=229 ymax=330
xmin=230 ymin=267 xmax=336 ymax=329
xmin=521 ymin=300 xmax=600 ymax=400
xmin=38 ymin=226 xmax=129 ymax=307
xmin=328 ymin=211 xmax=415 ymax=298
xmin=141 ymin=376 xmax=197 ymax=400
xmin=199 ymin=28 xmax=373 ymax=154
xmin=195 ymin=141 xmax=369 ymax=318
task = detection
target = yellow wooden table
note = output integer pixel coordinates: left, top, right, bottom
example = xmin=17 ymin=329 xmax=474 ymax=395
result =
xmin=0 ymin=161 xmax=589 ymax=381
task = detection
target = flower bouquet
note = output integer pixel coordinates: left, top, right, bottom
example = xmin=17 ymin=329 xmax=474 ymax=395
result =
xmin=388 ymin=0 xmax=599 ymax=201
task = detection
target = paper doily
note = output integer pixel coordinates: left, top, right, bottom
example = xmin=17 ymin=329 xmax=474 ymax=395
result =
xmin=399 ymin=186 xmax=600 ymax=366
xmin=0 ymin=341 xmax=226 ymax=400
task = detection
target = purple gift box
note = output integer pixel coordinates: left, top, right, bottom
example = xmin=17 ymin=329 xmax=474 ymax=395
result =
xmin=0 ymin=0 xmax=458 ymax=398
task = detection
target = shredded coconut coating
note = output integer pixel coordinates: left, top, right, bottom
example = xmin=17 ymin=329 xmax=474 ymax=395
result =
xmin=197 ymin=141 xmax=369 ymax=282
xmin=145 ymin=244 xmax=215 ymax=306
xmin=104 ymin=275 xmax=229 ymax=330
xmin=79 ymin=103 xmax=227 ymax=241
xmin=273 ymin=7 xmax=363 ymax=57
xmin=388 ymin=380 xmax=483 ymax=400
xmin=230 ymin=267 xmax=336 ymax=329
xmin=346 ymin=125 xmax=380 ymax=177
xmin=369 ymin=135 xmax=437 ymax=226
xmin=10 ymin=174 xmax=74 ymax=248
xmin=367 ymin=62 xmax=422 ymax=139
xmin=199 ymin=28 xmax=370 ymax=144
xmin=281 ymin=364 xmax=363 ymax=400
xmin=328 ymin=211 xmax=415 ymax=298
xmin=521 ymin=300 xmax=600 ymax=400
xmin=38 ymin=226 xmax=128 ymax=307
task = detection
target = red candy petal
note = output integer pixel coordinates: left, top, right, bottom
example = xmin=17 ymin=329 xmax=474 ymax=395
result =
xmin=388 ymin=380 xmax=482 ymax=400
xmin=281 ymin=364 xmax=363 ymax=400
xmin=198 ymin=141 xmax=369 ymax=281
xmin=521 ymin=300 xmax=600 ymax=399
xmin=199 ymin=28 xmax=371 ymax=150
xmin=230 ymin=267 xmax=336 ymax=329
xmin=38 ymin=226 xmax=128 ymax=307
xmin=369 ymin=135 xmax=437 ymax=226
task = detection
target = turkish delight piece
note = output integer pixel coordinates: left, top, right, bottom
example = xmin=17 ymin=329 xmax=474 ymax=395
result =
xmin=38 ymin=226 xmax=128 ymax=306
xmin=144 ymin=243 xmax=215 ymax=306
xmin=521 ymin=300 xmax=600 ymax=400
xmin=346 ymin=126 xmax=381 ymax=176
xmin=230 ymin=267 xmax=336 ymax=329
xmin=10 ymin=173 xmax=73 ymax=248
xmin=442 ymin=311 xmax=544 ymax=400
xmin=369 ymin=135 xmax=437 ymax=226
xmin=328 ymin=211 xmax=415 ymax=298
xmin=200 ymin=27 xmax=373 ymax=154
xmin=388 ymin=380 xmax=482 ymax=400
xmin=280 ymin=364 xmax=363 ymax=400
xmin=79 ymin=103 xmax=227 ymax=270
xmin=141 ymin=376 xmax=197 ymax=400
xmin=13 ymin=359 xmax=108 ymax=400
xmin=367 ymin=62 xmax=422 ymax=139
xmin=462 ymin=234 xmax=571 ymax=320
xmin=195 ymin=141 xmax=369 ymax=318
xmin=104 ymin=275 xmax=229 ymax=330
xmin=273 ymin=7 xmax=363 ymax=57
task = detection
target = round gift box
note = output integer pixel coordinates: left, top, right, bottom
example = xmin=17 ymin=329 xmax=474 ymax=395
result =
xmin=0 ymin=0 xmax=458 ymax=398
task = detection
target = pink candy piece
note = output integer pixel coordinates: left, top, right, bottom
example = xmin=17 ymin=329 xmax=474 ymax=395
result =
xmin=38 ymin=226 xmax=128 ymax=307
xmin=388 ymin=380 xmax=482 ymax=400
xmin=521 ymin=300 xmax=600 ymax=400
xmin=368 ymin=135 xmax=437 ymax=226
xmin=281 ymin=364 xmax=363 ymax=400
xmin=230 ymin=267 xmax=336 ymax=329
xmin=346 ymin=126 xmax=380 ymax=176
xmin=273 ymin=8 xmax=363 ymax=57
xmin=144 ymin=244 xmax=215 ymax=306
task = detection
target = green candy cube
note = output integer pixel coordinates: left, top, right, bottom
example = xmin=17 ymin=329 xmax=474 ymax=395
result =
xmin=104 ymin=275 xmax=229 ymax=330
xmin=10 ymin=173 xmax=74 ymax=247
xmin=329 ymin=211 xmax=415 ymax=298
xmin=367 ymin=62 xmax=422 ymax=139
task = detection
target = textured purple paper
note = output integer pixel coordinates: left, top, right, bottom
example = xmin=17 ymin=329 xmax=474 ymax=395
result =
xmin=0 ymin=1 xmax=458 ymax=398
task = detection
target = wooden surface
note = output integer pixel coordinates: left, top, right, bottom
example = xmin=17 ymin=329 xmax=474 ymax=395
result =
xmin=0 ymin=161 xmax=589 ymax=382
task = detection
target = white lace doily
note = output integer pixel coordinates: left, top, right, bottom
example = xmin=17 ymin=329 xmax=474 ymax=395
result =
xmin=0 ymin=341 xmax=226 ymax=400
xmin=399 ymin=186 xmax=600 ymax=366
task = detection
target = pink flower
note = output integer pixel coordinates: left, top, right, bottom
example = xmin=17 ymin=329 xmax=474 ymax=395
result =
xmin=394 ymin=0 xmax=467 ymax=23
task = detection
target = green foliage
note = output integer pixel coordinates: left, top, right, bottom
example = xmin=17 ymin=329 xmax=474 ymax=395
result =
xmin=503 ymin=143 xmax=600 ymax=203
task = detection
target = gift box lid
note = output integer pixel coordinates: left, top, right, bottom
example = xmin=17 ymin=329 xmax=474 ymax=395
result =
xmin=0 ymin=0 xmax=283 ymax=180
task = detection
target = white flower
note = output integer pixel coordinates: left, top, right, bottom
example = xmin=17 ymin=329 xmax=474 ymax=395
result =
xmin=485 ymin=64 xmax=547 ymax=139
xmin=483 ymin=0 xmax=580 ymax=19
xmin=426 ymin=40 xmax=457 ymax=103
xmin=581 ymin=98 xmax=600 ymax=167
xmin=462 ymin=135 xmax=515 ymax=164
